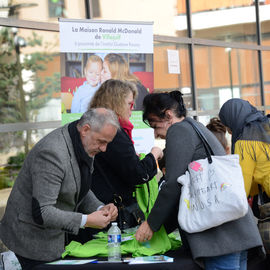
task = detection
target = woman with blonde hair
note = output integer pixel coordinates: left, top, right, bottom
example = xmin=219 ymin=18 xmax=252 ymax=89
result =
xmin=101 ymin=53 xmax=149 ymax=110
xmin=88 ymin=79 xmax=162 ymax=233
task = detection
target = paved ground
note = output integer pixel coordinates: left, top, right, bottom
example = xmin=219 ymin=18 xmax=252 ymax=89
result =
xmin=0 ymin=188 xmax=11 ymax=252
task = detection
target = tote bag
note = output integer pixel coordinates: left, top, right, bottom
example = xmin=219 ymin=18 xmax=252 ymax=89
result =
xmin=177 ymin=119 xmax=248 ymax=233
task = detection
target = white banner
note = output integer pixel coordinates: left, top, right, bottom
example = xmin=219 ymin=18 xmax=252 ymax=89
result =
xmin=60 ymin=19 xmax=154 ymax=154
xmin=60 ymin=19 xmax=153 ymax=53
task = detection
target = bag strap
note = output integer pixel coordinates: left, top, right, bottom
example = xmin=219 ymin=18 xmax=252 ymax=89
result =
xmin=185 ymin=118 xmax=214 ymax=164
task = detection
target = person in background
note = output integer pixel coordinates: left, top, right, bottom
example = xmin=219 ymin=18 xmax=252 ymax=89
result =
xmin=89 ymin=79 xmax=163 ymax=232
xmin=206 ymin=117 xmax=230 ymax=154
xmin=71 ymin=55 xmax=103 ymax=113
xmin=219 ymin=99 xmax=270 ymax=268
xmin=0 ymin=108 xmax=119 ymax=269
xmin=219 ymin=98 xmax=270 ymax=200
xmin=101 ymin=53 xmax=149 ymax=110
xmin=135 ymin=91 xmax=264 ymax=270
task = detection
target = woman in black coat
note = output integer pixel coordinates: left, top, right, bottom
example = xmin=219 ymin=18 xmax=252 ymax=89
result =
xmin=89 ymin=79 xmax=163 ymax=230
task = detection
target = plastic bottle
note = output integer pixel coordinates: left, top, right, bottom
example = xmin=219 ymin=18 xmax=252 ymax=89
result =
xmin=107 ymin=222 xmax=121 ymax=262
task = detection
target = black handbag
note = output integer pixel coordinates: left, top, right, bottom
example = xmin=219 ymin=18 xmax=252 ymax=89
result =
xmin=103 ymin=173 xmax=145 ymax=231
xmin=258 ymin=185 xmax=270 ymax=254
xmin=113 ymin=194 xmax=145 ymax=231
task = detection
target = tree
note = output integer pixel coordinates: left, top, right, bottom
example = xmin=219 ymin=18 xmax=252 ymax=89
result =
xmin=0 ymin=27 xmax=60 ymax=155
xmin=0 ymin=27 xmax=21 ymax=123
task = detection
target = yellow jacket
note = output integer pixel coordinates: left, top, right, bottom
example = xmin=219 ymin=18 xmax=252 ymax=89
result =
xmin=235 ymin=140 xmax=270 ymax=197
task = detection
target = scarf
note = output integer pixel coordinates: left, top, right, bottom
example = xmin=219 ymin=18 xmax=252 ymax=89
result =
xmin=118 ymin=118 xmax=134 ymax=144
xmin=68 ymin=120 xmax=94 ymax=202
xmin=219 ymin=98 xmax=270 ymax=154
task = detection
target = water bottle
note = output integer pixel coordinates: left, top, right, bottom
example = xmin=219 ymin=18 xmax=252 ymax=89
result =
xmin=107 ymin=222 xmax=121 ymax=262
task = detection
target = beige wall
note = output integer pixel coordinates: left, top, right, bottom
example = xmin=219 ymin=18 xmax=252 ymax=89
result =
xmin=15 ymin=0 xmax=85 ymax=22
xmin=15 ymin=0 xmax=179 ymax=37
xmin=98 ymin=0 xmax=179 ymax=36
xmin=13 ymin=0 xmax=86 ymax=54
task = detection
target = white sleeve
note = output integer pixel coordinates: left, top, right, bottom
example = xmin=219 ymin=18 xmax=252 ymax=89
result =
xmin=80 ymin=215 xmax=87 ymax=228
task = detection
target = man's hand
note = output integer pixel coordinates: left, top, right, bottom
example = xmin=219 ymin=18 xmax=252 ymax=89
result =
xmin=135 ymin=221 xmax=153 ymax=242
xmin=85 ymin=211 xmax=111 ymax=229
xmin=100 ymin=203 xmax=118 ymax=221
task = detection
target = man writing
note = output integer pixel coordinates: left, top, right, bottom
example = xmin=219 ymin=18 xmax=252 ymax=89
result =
xmin=0 ymin=108 xmax=119 ymax=269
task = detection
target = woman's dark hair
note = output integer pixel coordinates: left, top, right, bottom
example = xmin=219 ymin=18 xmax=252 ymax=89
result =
xmin=206 ymin=117 xmax=228 ymax=150
xmin=142 ymin=91 xmax=186 ymax=125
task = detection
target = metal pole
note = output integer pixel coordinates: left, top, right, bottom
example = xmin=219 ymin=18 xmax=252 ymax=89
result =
xmin=85 ymin=0 xmax=91 ymax=19
xmin=228 ymin=50 xmax=233 ymax=97
xmin=255 ymin=0 xmax=265 ymax=108
xmin=15 ymin=41 xmax=29 ymax=154
xmin=186 ymin=0 xmax=197 ymax=116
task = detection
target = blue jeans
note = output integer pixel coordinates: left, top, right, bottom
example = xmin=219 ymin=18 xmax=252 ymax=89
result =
xmin=204 ymin=251 xmax=247 ymax=270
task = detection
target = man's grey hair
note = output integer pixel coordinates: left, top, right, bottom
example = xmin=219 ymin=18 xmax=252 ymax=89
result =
xmin=77 ymin=108 xmax=120 ymax=132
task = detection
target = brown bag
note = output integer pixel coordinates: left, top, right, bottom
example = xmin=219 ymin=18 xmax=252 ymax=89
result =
xmin=258 ymin=185 xmax=270 ymax=254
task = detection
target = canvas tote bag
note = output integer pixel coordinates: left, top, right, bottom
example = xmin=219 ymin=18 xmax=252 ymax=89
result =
xmin=177 ymin=119 xmax=248 ymax=233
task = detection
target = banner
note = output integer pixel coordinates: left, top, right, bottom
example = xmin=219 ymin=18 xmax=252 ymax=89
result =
xmin=60 ymin=19 xmax=154 ymax=153
xmin=59 ymin=20 xmax=153 ymax=53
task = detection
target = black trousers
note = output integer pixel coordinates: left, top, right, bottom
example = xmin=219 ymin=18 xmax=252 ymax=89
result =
xmin=15 ymin=254 xmax=48 ymax=270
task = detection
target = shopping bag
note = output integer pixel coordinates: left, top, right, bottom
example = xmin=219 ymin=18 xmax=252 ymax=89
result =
xmin=177 ymin=119 xmax=248 ymax=233
xmin=177 ymin=155 xmax=248 ymax=233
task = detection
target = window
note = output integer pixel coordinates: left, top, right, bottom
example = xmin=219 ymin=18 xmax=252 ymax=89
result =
xmin=48 ymin=0 xmax=65 ymax=18
xmin=195 ymin=45 xmax=261 ymax=113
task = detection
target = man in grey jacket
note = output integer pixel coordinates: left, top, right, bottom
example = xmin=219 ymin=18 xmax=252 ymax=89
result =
xmin=0 ymin=108 xmax=119 ymax=269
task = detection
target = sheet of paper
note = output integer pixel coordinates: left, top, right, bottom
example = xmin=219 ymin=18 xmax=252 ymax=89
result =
xmin=47 ymin=259 xmax=96 ymax=265
xmin=167 ymin=49 xmax=180 ymax=74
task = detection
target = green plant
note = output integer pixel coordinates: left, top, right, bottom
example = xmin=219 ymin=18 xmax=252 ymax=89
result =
xmin=7 ymin=152 xmax=25 ymax=168
xmin=0 ymin=152 xmax=26 ymax=189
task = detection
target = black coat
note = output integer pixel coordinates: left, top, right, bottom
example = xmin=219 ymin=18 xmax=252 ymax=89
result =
xmin=91 ymin=127 xmax=157 ymax=206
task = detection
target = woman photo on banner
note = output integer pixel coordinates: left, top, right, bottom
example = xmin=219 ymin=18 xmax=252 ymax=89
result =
xmin=101 ymin=53 xmax=149 ymax=111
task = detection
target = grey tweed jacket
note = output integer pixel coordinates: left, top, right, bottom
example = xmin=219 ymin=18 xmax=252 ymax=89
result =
xmin=0 ymin=124 xmax=103 ymax=261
